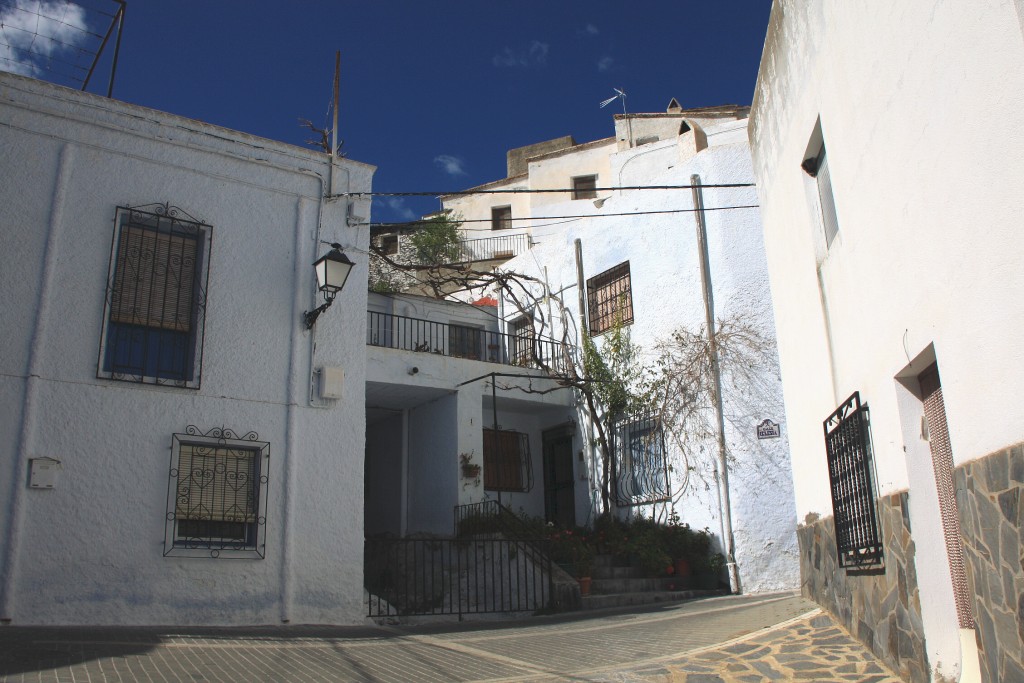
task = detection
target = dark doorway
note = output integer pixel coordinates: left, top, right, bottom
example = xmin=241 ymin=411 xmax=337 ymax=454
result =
xmin=543 ymin=426 xmax=576 ymax=528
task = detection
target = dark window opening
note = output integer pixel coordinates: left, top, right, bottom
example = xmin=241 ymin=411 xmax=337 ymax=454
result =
xmin=380 ymin=234 xmax=399 ymax=255
xmin=572 ymin=175 xmax=597 ymax=200
xmin=491 ymin=206 xmax=512 ymax=231
xmin=449 ymin=324 xmax=483 ymax=360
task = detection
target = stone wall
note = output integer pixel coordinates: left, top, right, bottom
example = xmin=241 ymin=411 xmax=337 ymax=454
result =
xmin=797 ymin=492 xmax=928 ymax=683
xmin=954 ymin=443 xmax=1024 ymax=683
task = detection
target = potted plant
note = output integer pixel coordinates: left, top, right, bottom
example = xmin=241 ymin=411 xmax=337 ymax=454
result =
xmin=573 ymin=540 xmax=595 ymax=595
xmin=459 ymin=453 xmax=481 ymax=482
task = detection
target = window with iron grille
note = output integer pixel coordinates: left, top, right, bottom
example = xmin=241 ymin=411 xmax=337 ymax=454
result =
xmin=612 ymin=413 xmax=670 ymax=506
xmin=511 ymin=316 xmax=535 ymax=366
xmin=572 ymin=175 xmax=597 ymax=200
xmin=165 ymin=426 xmax=269 ymax=559
xmin=449 ymin=324 xmax=482 ymax=360
xmin=483 ymin=428 xmax=533 ymax=492
xmin=823 ymin=392 xmax=883 ymax=568
xmin=586 ymin=261 xmax=633 ymax=335
xmin=491 ymin=206 xmax=512 ymax=231
xmin=97 ymin=204 xmax=211 ymax=388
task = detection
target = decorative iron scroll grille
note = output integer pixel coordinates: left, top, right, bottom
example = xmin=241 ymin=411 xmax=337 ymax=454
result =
xmin=612 ymin=412 xmax=670 ymax=506
xmin=97 ymin=203 xmax=211 ymax=389
xmin=164 ymin=426 xmax=269 ymax=559
xmin=587 ymin=261 xmax=633 ymax=335
xmin=823 ymin=392 xmax=883 ymax=568
xmin=483 ymin=428 xmax=533 ymax=492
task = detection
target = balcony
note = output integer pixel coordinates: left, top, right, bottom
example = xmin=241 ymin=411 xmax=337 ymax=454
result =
xmin=456 ymin=233 xmax=531 ymax=262
xmin=367 ymin=310 xmax=571 ymax=373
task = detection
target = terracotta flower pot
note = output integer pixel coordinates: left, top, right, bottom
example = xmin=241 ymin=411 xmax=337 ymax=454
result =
xmin=578 ymin=576 xmax=592 ymax=596
xmin=673 ymin=558 xmax=692 ymax=577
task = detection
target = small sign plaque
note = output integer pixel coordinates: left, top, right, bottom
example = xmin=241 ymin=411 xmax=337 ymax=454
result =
xmin=757 ymin=419 xmax=781 ymax=440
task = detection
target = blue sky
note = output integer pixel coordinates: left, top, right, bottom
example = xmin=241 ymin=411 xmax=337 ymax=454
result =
xmin=1 ymin=1 xmax=772 ymax=221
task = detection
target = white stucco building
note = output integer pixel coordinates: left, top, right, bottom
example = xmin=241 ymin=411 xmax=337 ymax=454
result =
xmin=0 ymin=71 xmax=375 ymax=625
xmin=390 ymin=103 xmax=802 ymax=595
xmin=749 ymin=2 xmax=1024 ymax=681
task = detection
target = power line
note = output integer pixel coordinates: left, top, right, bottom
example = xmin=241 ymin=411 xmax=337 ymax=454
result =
xmin=367 ymin=204 xmax=761 ymax=231
xmin=336 ymin=182 xmax=755 ymax=198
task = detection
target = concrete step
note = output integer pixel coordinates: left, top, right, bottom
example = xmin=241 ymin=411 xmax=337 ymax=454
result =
xmin=592 ymin=565 xmax=642 ymax=580
xmin=592 ymin=576 xmax=705 ymax=594
xmin=580 ymin=588 xmax=728 ymax=611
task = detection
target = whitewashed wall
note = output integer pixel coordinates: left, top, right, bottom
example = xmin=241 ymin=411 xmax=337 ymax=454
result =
xmin=749 ymin=0 xmax=1024 ymax=675
xmin=501 ymin=121 xmax=800 ymax=593
xmin=0 ymin=73 xmax=375 ymax=625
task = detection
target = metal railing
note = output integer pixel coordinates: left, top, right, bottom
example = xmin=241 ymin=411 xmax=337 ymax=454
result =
xmin=367 ymin=311 xmax=571 ymax=373
xmin=365 ymin=537 xmax=554 ymax=617
xmin=457 ymin=233 xmax=531 ymax=262
xmin=454 ymin=500 xmax=532 ymax=539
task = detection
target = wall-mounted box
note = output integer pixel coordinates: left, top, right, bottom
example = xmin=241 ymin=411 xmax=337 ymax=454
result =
xmin=320 ymin=366 xmax=344 ymax=400
xmin=29 ymin=458 xmax=62 ymax=489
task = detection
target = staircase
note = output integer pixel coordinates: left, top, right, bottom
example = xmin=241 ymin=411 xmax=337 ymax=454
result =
xmin=581 ymin=554 xmax=728 ymax=610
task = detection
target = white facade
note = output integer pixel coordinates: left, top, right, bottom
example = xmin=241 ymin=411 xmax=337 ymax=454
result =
xmin=439 ymin=107 xmax=800 ymax=594
xmin=750 ymin=2 xmax=1024 ymax=681
xmin=0 ymin=72 xmax=375 ymax=625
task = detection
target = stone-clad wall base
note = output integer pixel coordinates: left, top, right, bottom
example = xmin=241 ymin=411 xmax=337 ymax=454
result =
xmin=797 ymin=492 xmax=928 ymax=683
xmin=954 ymin=443 xmax=1024 ymax=683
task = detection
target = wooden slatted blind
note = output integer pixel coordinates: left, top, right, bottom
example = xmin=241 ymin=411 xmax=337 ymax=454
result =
xmin=110 ymin=225 xmax=197 ymax=332
xmin=176 ymin=445 xmax=256 ymax=523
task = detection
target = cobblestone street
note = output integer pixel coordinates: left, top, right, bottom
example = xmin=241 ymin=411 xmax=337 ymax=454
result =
xmin=0 ymin=593 xmax=901 ymax=682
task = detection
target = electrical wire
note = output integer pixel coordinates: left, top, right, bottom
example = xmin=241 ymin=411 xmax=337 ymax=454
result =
xmin=338 ymin=182 xmax=754 ymax=198
xmin=365 ymin=204 xmax=761 ymax=232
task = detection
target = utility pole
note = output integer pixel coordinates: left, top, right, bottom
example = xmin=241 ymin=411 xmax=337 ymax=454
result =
xmin=691 ymin=174 xmax=740 ymax=594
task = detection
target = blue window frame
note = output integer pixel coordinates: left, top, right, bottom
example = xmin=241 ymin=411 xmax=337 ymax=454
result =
xmin=97 ymin=204 xmax=211 ymax=388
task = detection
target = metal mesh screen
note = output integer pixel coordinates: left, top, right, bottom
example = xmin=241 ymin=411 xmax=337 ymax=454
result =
xmin=920 ymin=366 xmax=974 ymax=628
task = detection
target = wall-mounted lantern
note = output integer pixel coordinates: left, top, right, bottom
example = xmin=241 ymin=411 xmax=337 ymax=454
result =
xmin=303 ymin=243 xmax=355 ymax=329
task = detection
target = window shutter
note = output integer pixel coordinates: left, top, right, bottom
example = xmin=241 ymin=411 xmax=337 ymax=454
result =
xmin=176 ymin=445 xmax=256 ymax=524
xmin=111 ymin=225 xmax=197 ymax=332
xmin=816 ymin=151 xmax=840 ymax=247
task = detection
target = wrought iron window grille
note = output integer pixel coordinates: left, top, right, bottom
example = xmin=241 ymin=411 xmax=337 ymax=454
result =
xmin=612 ymin=411 xmax=671 ymax=506
xmin=164 ymin=425 xmax=269 ymax=559
xmin=823 ymin=392 xmax=884 ymax=569
xmin=96 ymin=203 xmax=212 ymax=389
xmin=586 ymin=261 xmax=634 ymax=335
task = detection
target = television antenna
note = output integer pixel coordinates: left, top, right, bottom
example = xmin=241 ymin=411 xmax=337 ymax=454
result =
xmin=599 ymin=88 xmax=627 ymax=114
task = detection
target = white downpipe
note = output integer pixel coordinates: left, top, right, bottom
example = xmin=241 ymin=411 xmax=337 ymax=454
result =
xmin=958 ymin=629 xmax=981 ymax=682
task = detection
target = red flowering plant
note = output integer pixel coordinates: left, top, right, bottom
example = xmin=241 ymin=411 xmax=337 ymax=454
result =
xmin=546 ymin=527 xmax=595 ymax=578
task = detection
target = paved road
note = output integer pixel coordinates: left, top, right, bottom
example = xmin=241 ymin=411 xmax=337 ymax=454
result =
xmin=0 ymin=593 xmax=901 ymax=682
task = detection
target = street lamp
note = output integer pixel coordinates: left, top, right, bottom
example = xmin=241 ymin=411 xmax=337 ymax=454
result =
xmin=303 ymin=243 xmax=355 ymax=329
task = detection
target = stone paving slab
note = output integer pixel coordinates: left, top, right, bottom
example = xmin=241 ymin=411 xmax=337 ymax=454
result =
xmin=0 ymin=593 xmax=902 ymax=682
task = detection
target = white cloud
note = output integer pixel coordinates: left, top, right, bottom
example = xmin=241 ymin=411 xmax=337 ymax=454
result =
xmin=584 ymin=24 xmax=599 ymax=36
xmin=493 ymin=40 xmax=549 ymax=68
xmin=0 ymin=1 xmax=89 ymax=78
xmin=377 ymin=197 xmax=417 ymax=221
xmin=433 ymin=154 xmax=467 ymax=177
xmin=597 ymin=56 xmax=614 ymax=72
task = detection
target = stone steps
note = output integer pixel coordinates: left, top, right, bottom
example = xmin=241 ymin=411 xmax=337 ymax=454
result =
xmin=581 ymin=554 xmax=728 ymax=610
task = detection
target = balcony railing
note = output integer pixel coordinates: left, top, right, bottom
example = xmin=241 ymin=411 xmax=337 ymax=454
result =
xmin=367 ymin=311 xmax=571 ymax=373
xmin=457 ymin=233 xmax=531 ymax=262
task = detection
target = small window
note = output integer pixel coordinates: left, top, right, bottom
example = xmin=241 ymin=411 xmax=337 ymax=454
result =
xmin=491 ymin=206 xmax=512 ymax=231
xmin=572 ymin=175 xmax=597 ymax=200
xmin=511 ymin=316 xmax=535 ymax=366
xmin=483 ymin=428 xmax=532 ymax=492
xmin=449 ymin=324 xmax=482 ymax=360
xmin=380 ymin=234 xmax=399 ymax=255
xmin=823 ymin=392 xmax=883 ymax=568
xmin=97 ymin=204 xmax=211 ymax=389
xmin=612 ymin=413 xmax=669 ymax=506
xmin=586 ymin=261 xmax=633 ymax=335
xmin=165 ymin=426 xmax=269 ymax=559
xmin=802 ymin=137 xmax=840 ymax=248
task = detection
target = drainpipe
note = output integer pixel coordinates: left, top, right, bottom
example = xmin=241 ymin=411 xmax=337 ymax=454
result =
xmin=691 ymin=174 xmax=740 ymax=594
